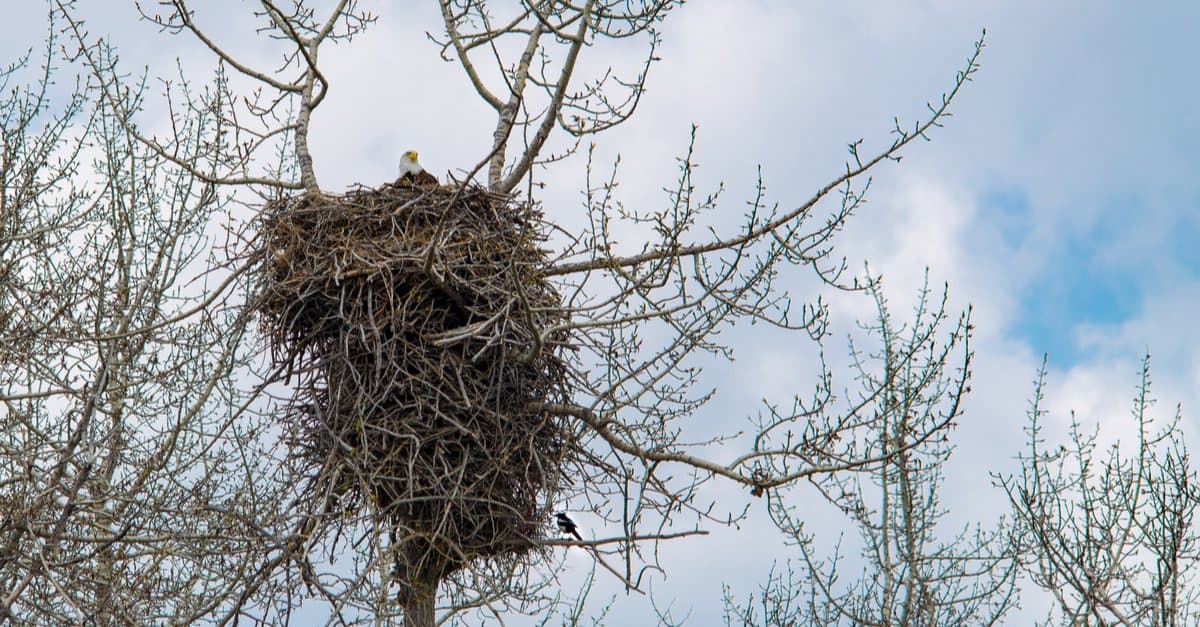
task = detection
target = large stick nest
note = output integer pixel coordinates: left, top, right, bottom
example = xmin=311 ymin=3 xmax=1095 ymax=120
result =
xmin=251 ymin=182 xmax=575 ymax=590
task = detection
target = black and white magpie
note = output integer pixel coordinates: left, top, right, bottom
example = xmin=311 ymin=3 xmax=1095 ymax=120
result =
xmin=555 ymin=512 xmax=583 ymax=541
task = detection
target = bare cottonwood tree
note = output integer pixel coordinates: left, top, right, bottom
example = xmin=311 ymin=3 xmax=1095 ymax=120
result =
xmin=1001 ymin=357 xmax=1200 ymax=626
xmin=434 ymin=0 xmax=675 ymax=193
xmin=722 ymin=281 xmax=1019 ymax=626
xmin=0 ymin=11 xmax=288 ymax=623
xmin=20 ymin=1 xmax=988 ymax=624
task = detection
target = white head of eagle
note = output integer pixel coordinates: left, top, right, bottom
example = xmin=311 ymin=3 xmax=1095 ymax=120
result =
xmin=399 ymin=150 xmax=424 ymax=177
xmin=398 ymin=150 xmax=439 ymax=187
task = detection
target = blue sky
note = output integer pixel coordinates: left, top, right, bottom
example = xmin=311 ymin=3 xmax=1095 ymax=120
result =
xmin=6 ymin=1 xmax=1200 ymax=623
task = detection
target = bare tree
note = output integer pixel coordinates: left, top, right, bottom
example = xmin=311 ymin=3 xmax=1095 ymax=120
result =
xmin=434 ymin=0 xmax=675 ymax=193
xmin=723 ymin=280 xmax=1019 ymax=626
xmin=109 ymin=0 xmax=672 ymax=197
xmin=14 ymin=2 xmax=989 ymax=624
xmin=0 ymin=9 xmax=288 ymax=624
xmin=1000 ymin=356 xmax=1200 ymax=626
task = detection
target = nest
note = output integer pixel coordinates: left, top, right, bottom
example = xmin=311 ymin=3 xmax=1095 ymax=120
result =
xmin=251 ymin=182 xmax=574 ymax=593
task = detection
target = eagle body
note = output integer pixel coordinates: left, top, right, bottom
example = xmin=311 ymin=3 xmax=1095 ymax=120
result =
xmin=398 ymin=150 xmax=439 ymax=188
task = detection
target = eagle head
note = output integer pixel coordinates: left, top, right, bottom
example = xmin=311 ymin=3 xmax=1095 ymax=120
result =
xmin=399 ymin=150 xmax=425 ymax=177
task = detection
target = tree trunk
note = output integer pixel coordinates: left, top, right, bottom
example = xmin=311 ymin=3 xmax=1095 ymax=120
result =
xmin=401 ymin=578 xmax=436 ymax=627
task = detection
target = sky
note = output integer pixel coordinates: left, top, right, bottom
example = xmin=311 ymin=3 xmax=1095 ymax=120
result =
xmin=6 ymin=1 xmax=1200 ymax=624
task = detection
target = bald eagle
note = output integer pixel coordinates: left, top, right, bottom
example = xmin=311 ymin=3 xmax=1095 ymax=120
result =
xmin=398 ymin=150 xmax=439 ymax=188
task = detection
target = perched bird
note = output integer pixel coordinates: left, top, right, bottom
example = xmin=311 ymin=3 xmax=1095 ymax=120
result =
xmin=555 ymin=512 xmax=582 ymax=541
xmin=398 ymin=150 xmax=439 ymax=188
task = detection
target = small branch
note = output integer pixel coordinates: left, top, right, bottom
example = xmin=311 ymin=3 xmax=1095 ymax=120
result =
xmin=539 ymin=529 xmax=708 ymax=547
xmin=495 ymin=0 xmax=596 ymax=194
xmin=488 ymin=23 xmax=544 ymax=189
xmin=547 ymin=33 xmax=984 ymax=277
